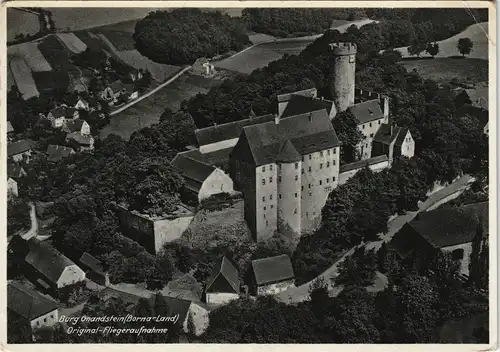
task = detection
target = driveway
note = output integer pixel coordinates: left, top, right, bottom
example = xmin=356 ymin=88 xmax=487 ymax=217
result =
xmin=276 ymin=174 xmax=474 ymax=304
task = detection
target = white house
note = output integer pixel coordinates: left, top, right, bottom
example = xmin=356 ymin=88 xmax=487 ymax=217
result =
xmin=205 ymin=256 xmax=240 ymax=305
xmin=63 ymin=119 xmax=91 ymax=136
xmin=251 ymin=254 xmax=295 ymax=296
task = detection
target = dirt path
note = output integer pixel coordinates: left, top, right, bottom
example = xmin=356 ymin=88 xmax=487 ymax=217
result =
xmin=276 ymin=174 xmax=474 ymax=304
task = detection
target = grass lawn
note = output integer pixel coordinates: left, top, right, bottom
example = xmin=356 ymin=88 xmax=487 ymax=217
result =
xmin=100 ymin=73 xmax=220 ymax=140
xmin=400 ymin=58 xmax=488 ymax=84
xmin=7 ymin=8 xmax=40 ymax=42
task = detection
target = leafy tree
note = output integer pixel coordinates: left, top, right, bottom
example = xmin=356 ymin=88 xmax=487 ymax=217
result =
xmin=407 ymin=40 xmax=426 ymax=57
xmin=331 ymin=110 xmax=364 ymax=163
xmin=469 ymin=220 xmax=488 ymax=290
xmin=7 ymin=311 xmax=32 ymax=343
xmin=336 ymin=247 xmax=377 ymax=287
xmin=425 ymin=42 xmax=439 ymax=57
xmin=7 ymin=196 xmax=31 ymax=234
xmin=457 ymin=37 xmax=473 ymax=57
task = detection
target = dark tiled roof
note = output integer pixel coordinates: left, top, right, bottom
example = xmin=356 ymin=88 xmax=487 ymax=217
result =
xmin=409 ymin=202 xmax=489 ymax=248
xmin=373 ymin=124 xmax=402 ymax=145
xmin=242 ymin=109 xmax=340 ymax=166
xmin=456 ymin=104 xmax=489 ymax=128
xmin=206 ymin=256 xmax=240 ymax=293
xmin=7 ymin=121 xmax=14 ymax=133
xmin=8 ymin=140 xmax=33 ymax=157
xmin=339 ymin=155 xmax=388 ymax=173
xmin=80 ymin=252 xmax=106 ymax=275
xmin=277 ymin=88 xmax=317 ymax=102
xmin=281 ymin=95 xmax=334 ymax=118
xmin=171 ymin=153 xmax=215 ymax=192
xmin=8 ymin=282 xmax=59 ymax=321
xmin=7 ymin=163 xmax=26 ymax=178
xmin=49 ymin=107 xmax=66 ymax=118
xmin=180 ymin=148 xmax=232 ymax=168
xmin=66 ymin=133 xmax=93 ymax=145
xmin=252 ymin=254 xmax=294 ymax=286
xmin=348 ymin=99 xmax=384 ymax=124
xmin=109 ymin=80 xmax=124 ymax=93
xmin=394 ymin=127 xmax=410 ymax=147
xmin=65 ymin=119 xmax=86 ymax=133
xmin=25 ymin=238 xmax=77 ymax=285
xmin=195 ymin=114 xmax=274 ymax=147
xmin=276 ymin=140 xmax=301 ymax=163
xmin=46 ymin=145 xmax=74 ymax=162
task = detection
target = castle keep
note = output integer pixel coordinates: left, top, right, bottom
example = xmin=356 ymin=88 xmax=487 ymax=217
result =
xmin=173 ymin=42 xmax=415 ymax=241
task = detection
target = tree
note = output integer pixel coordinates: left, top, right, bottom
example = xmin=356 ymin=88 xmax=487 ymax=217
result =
xmin=7 ymin=311 xmax=32 ymax=343
xmin=336 ymin=247 xmax=377 ymax=287
xmin=425 ymin=42 xmax=439 ymax=57
xmin=457 ymin=37 xmax=473 ymax=57
xmin=7 ymin=197 xmax=31 ymax=235
xmin=331 ymin=110 xmax=364 ymax=163
xmin=469 ymin=219 xmax=488 ymax=290
xmin=407 ymin=40 xmax=426 ymax=57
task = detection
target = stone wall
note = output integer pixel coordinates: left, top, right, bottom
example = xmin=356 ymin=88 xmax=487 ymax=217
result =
xmin=257 ymin=279 xmax=295 ymax=296
xmin=338 ymin=157 xmax=389 ymax=185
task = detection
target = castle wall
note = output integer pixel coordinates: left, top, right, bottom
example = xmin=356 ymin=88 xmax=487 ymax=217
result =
xmin=198 ymin=168 xmax=237 ymax=202
xmin=277 ymin=162 xmax=301 ymax=235
xmin=300 ymin=146 xmax=340 ymax=233
xmin=330 ymin=43 xmax=356 ymax=112
xmin=338 ymin=158 xmax=389 ymax=185
xmin=153 ymin=216 xmax=193 ymax=253
xmin=255 ymin=163 xmax=278 ymax=241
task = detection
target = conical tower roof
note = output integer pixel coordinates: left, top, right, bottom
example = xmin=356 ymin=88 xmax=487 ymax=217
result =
xmin=276 ymin=140 xmax=301 ymax=163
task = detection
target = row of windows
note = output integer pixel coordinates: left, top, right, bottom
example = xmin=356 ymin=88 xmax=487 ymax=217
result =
xmin=361 ymin=120 xmax=382 ymax=130
xmin=260 ymin=149 xmax=339 ymax=172
xmin=261 ymin=177 xmax=274 ymax=185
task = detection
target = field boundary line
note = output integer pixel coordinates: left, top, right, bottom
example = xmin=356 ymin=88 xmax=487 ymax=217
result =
xmin=110 ymin=65 xmax=192 ymax=116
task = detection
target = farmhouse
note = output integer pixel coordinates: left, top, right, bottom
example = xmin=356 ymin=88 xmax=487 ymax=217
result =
xmin=74 ymin=97 xmax=90 ymax=111
xmin=47 ymin=107 xmax=79 ymax=128
xmin=46 ymin=144 xmax=75 ymax=162
xmin=205 ymin=256 xmax=240 ymax=305
xmin=79 ymin=252 xmax=110 ymax=286
xmin=192 ymin=57 xmax=216 ymax=76
xmin=8 ymin=139 xmax=34 ymax=163
xmin=391 ymin=201 xmax=488 ymax=276
xmin=63 ymin=119 xmax=91 ymax=136
xmin=251 ymin=254 xmax=295 ymax=296
xmin=101 ymin=80 xmax=126 ymax=103
xmin=23 ymin=238 xmax=86 ymax=291
xmin=8 ymin=282 xmax=59 ymax=332
xmin=371 ymin=124 xmax=415 ymax=165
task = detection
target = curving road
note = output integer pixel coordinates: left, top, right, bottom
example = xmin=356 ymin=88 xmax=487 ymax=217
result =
xmin=276 ymin=174 xmax=474 ymax=304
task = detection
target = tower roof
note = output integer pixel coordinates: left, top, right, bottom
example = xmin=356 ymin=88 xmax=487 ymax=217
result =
xmin=276 ymin=140 xmax=301 ymax=163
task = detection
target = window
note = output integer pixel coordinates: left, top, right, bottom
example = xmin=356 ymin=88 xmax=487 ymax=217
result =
xmin=270 ymin=194 xmax=273 ymax=200
xmin=326 ymin=186 xmax=332 ymax=192
xmin=302 ymin=168 xmax=304 ymax=174
xmin=362 ymin=124 xmax=365 ymax=129
xmin=294 ymin=208 xmax=297 ymax=214
xmin=269 ymin=176 xmax=273 ymax=183
xmin=327 ymin=178 xmax=330 ymax=183
xmin=301 ymin=186 xmax=304 ymax=191
xmin=278 ymin=176 xmax=282 ymax=183
xmin=262 ymin=166 xmax=266 ymax=172
xmin=319 ymin=180 xmax=323 ymax=185
xmin=327 ymin=161 xmax=330 ymax=167
xmin=320 ymin=151 xmax=323 ymax=157
xmin=370 ymin=133 xmax=374 ymax=138
xmin=320 ymin=163 xmax=323 ymax=169
xmin=266 ymin=220 xmax=269 ymax=226
xmin=309 ymin=192 xmax=312 ymax=196
xmin=333 ymin=160 xmax=336 ymax=166
xmin=279 ymin=194 xmax=282 ymax=199
xmin=264 ymin=206 xmax=267 ymax=211
xmin=309 ymin=155 xmax=312 ymax=160
xmin=452 ymin=248 xmax=464 ymax=260
xmin=271 ymin=205 xmax=274 ymax=209
xmin=295 ymin=163 xmax=299 ymax=169
xmin=279 ymin=164 xmax=282 ymax=171
xmin=294 ymin=193 xmax=298 ymax=198
xmin=262 ymin=179 xmax=265 ymax=185
xmin=308 ymin=166 xmax=312 ymax=172
xmin=270 ymin=164 xmax=273 ymax=171
xmin=333 ymin=176 xmax=336 ymax=181
xmin=37 ymin=321 xmax=40 ymax=326
xmin=295 ymin=175 xmax=299 ymax=181
xmin=369 ymin=122 xmax=372 ymax=127
xmin=262 ymin=196 xmax=266 ymax=202
xmin=327 ymin=149 xmax=331 ymax=155
xmin=44 ymin=318 xmax=47 ymax=323
xmin=308 ymin=184 xmax=311 ymax=189
xmin=333 ymin=148 xmax=336 ymax=155
xmin=306 ymin=212 xmax=309 ymax=217
xmin=378 ymin=120 xmax=381 ymax=125
xmin=50 ymin=314 xmax=54 ymax=319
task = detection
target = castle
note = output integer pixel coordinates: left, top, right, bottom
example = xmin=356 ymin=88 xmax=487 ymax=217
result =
xmin=173 ymin=42 xmax=415 ymax=241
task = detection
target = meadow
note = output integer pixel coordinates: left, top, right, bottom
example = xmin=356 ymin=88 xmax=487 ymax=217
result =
xmin=401 ymin=58 xmax=488 ymax=84
xmin=7 ymin=8 xmax=40 ymax=42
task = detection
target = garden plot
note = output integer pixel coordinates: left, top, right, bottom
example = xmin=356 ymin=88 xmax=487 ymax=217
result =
xmin=10 ymin=57 xmax=39 ymax=99
xmin=56 ymin=32 xmax=87 ymax=53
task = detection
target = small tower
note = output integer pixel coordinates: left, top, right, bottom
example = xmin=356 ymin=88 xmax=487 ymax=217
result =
xmin=329 ymin=42 xmax=357 ymax=113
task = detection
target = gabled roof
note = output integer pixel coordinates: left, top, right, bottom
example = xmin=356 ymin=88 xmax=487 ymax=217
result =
xmin=348 ymin=99 xmax=384 ymax=124
xmin=281 ymin=94 xmax=335 ymax=119
xmin=206 ymin=256 xmax=240 ymax=293
xmin=171 ymin=153 xmax=215 ymax=193
xmin=251 ymin=254 xmax=294 ymax=286
xmin=8 ymin=282 xmax=59 ymax=321
xmin=80 ymin=252 xmax=106 ymax=275
xmin=241 ymin=109 xmax=340 ymax=166
xmin=276 ymin=140 xmax=301 ymax=163
xmin=65 ymin=119 xmax=86 ymax=133
xmin=372 ymin=124 xmax=402 ymax=145
xmin=178 ymin=147 xmax=232 ymax=168
xmin=25 ymin=238 xmax=77 ymax=285
xmin=394 ymin=127 xmax=410 ymax=147
xmin=408 ymin=201 xmax=489 ymax=248
xmin=66 ymin=132 xmax=93 ymax=145
xmin=46 ymin=144 xmax=74 ymax=162
xmin=7 ymin=163 xmax=26 ymax=178
xmin=7 ymin=121 xmax=14 ymax=134
xmin=195 ymin=114 xmax=274 ymax=147
xmin=339 ymin=155 xmax=388 ymax=173
xmin=8 ymin=140 xmax=34 ymax=157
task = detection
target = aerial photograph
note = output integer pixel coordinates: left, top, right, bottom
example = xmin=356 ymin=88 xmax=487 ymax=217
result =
xmin=5 ymin=5 xmax=492 ymax=345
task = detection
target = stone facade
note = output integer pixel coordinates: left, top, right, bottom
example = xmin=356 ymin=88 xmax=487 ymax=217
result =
xmin=257 ymin=279 xmax=295 ymax=296
xmin=330 ymin=43 xmax=357 ymax=112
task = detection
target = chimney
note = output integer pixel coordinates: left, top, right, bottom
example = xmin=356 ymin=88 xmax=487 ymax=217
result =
xmin=383 ymin=96 xmax=390 ymax=122
xmin=275 ymin=114 xmax=280 ymax=125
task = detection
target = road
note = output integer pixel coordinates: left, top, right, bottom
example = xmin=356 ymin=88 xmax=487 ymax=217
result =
xmin=276 ymin=174 xmax=474 ymax=304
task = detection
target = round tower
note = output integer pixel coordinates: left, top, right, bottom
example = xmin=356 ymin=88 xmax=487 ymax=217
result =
xmin=329 ymin=42 xmax=357 ymax=112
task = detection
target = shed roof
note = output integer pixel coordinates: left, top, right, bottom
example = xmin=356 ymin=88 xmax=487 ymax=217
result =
xmin=8 ymin=282 xmax=59 ymax=321
xmin=252 ymin=254 xmax=294 ymax=286
xmin=206 ymin=256 xmax=240 ymax=293
xmin=348 ymin=99 xmax=384 ymax=124
xmin=277 ymin=88 xmax=317 ymax=103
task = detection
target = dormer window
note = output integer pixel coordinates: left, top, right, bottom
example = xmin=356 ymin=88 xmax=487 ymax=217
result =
xmin=368 ymin=109 xmax=373 ymax=114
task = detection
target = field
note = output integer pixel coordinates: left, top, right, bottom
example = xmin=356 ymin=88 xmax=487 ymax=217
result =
xmin=391 ymin=22 xmax=489 ymax=60
xmin=55 ymin=33 xmax=87 ymax=54
xmin=10 ymin=57 xmax=39 ymax=99
xmin=8 ymin=42 xmax=52 ymax=72
xmin=100 ymin=74 xmax=220 ymax=140
xmin=401 ymin=58 xmax=488 ymax=84
xmin=7 ymin=8 xmax=40 ymax=42
xmin=118 ymin=50 xmax=182 ymax=82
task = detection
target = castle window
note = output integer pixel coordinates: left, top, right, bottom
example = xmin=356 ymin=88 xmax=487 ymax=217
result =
xmin=269 ymin=176 xmax=273 ymax=183
xmin=362 ymin=124 xmax=365 ymax=129
xmin=279 ymin=194 xmax=282 ymax=199
xmin=271 ymin=205 xmax=274 ymax=209
xmin=266 ymin=220 xmax=269 ymax=226
xmin=262 ymin=196 xmax=266 ymax=202
xmin=320 ymin=151 xmax=323 ymax=157
xmin=327 ymin=149 xmax=331 ymax=155
xmin=294 ymin=208 xmax=297 ymax=214
xmin=308 ymin=166 xmax=312 ymax=172
xmin=278 ymin=176 xmax=282 ymax=183
xmin=309 ymin=155 xmax=312 ymax=160
xmin=295 ymin=193 xmax=298 ymax=198
xmin=333 ymin=177 xmax=336 ymax=181
xmin=452 ymin=248 xmax=464 ymax=260
xmin=264 ymin=206 xmax=267 ymax=211
xmin=269 ymin=164 xmax=273 ymax=171
xmin=327 ymin=178 xmax=330 ymax=183
xmin=302 ymin=155 xmax=304 ymax=161
xmin=262 ymin=179 xmax=265 ymax=185
xmin=302 ymin=168 xmax=304 ymax=174
xmin=319 ymin=180 xmax=322 ymax=185
xmin=333 ymin=160 xmax=336 ymax=166
xmin=295 ymin=175 xmax=298 ymax=181
xmin=308 ymin=184 xmax=311 ymax=188
xmin=262 ymin=166 xmax=266 ymax=172
xmin=309 ymin=192 xmax=312 ymax=196
xmin=369 ymin=122 xmax=372 ymax=127
xmin=333 ymin=148 xmax=336 ymax=154
xmin=306 ymin=212 xmax=309 ymax=217
xmin=270 ymin=194 xmax=273 ymax=200
xmin=370 ymin=133 xmax=374 ymax=138
xmin=295 ymin=163 xmax=299 ymax=169
xmin=320 ymin=163 xmax=323 ymax=169
xmin=279 ymin=164 xmax=282 ymax=171
xmin=301 ymin=186 xmax=304 ymax=191
xmin=44 ymin=318 xmax=47 ymax=323
xmin=327 ymin=161 xmax=330 ymax=167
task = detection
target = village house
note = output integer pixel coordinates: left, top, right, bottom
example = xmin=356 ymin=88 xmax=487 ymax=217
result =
xmin=8 ymin=139 xmax=34 ymax=163
xmin=205 ymin=256 xmax=240 ymax=305
xmin=79 ymin=252 xmax=110 ymax=286
xmin=8 ymin=177 xmax=19 ymax=197
xmin=66 ymin=132 xmax=95 ymax=151
xmin=124 ymin=83 xmax=139 ymax=101
xmin=8 ymin=282 xmax=59 ymax=333
xmin=7 ymin=121 xmax=15 ymax=141
xmin=100 ymin=80 xmax=126 ymax=104
xmin=371 ymin=124 xmax=415 ymax=165
xmin=22 ymin=238 xmax=86 ymax=291
xmin=46 ymin=145 xmax=75 ymax=162
xmin=63 ymin=119 xmax=91 ymax=136
xmin=192 ymin=57 xmax=216 ymax=76
xmin=391 ymin=201 xmax=488 ymax=276
xmin=74 ymin=97 xmax=90 ymax=111
xmin=251 ymin=254 xmax=295 ymax=296
xmin=47 ymin=107 xmax=79 ymax=128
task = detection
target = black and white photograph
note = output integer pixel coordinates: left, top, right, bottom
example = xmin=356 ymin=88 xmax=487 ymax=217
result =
xmin=4 ymin=2 xmax=496 ymax=346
